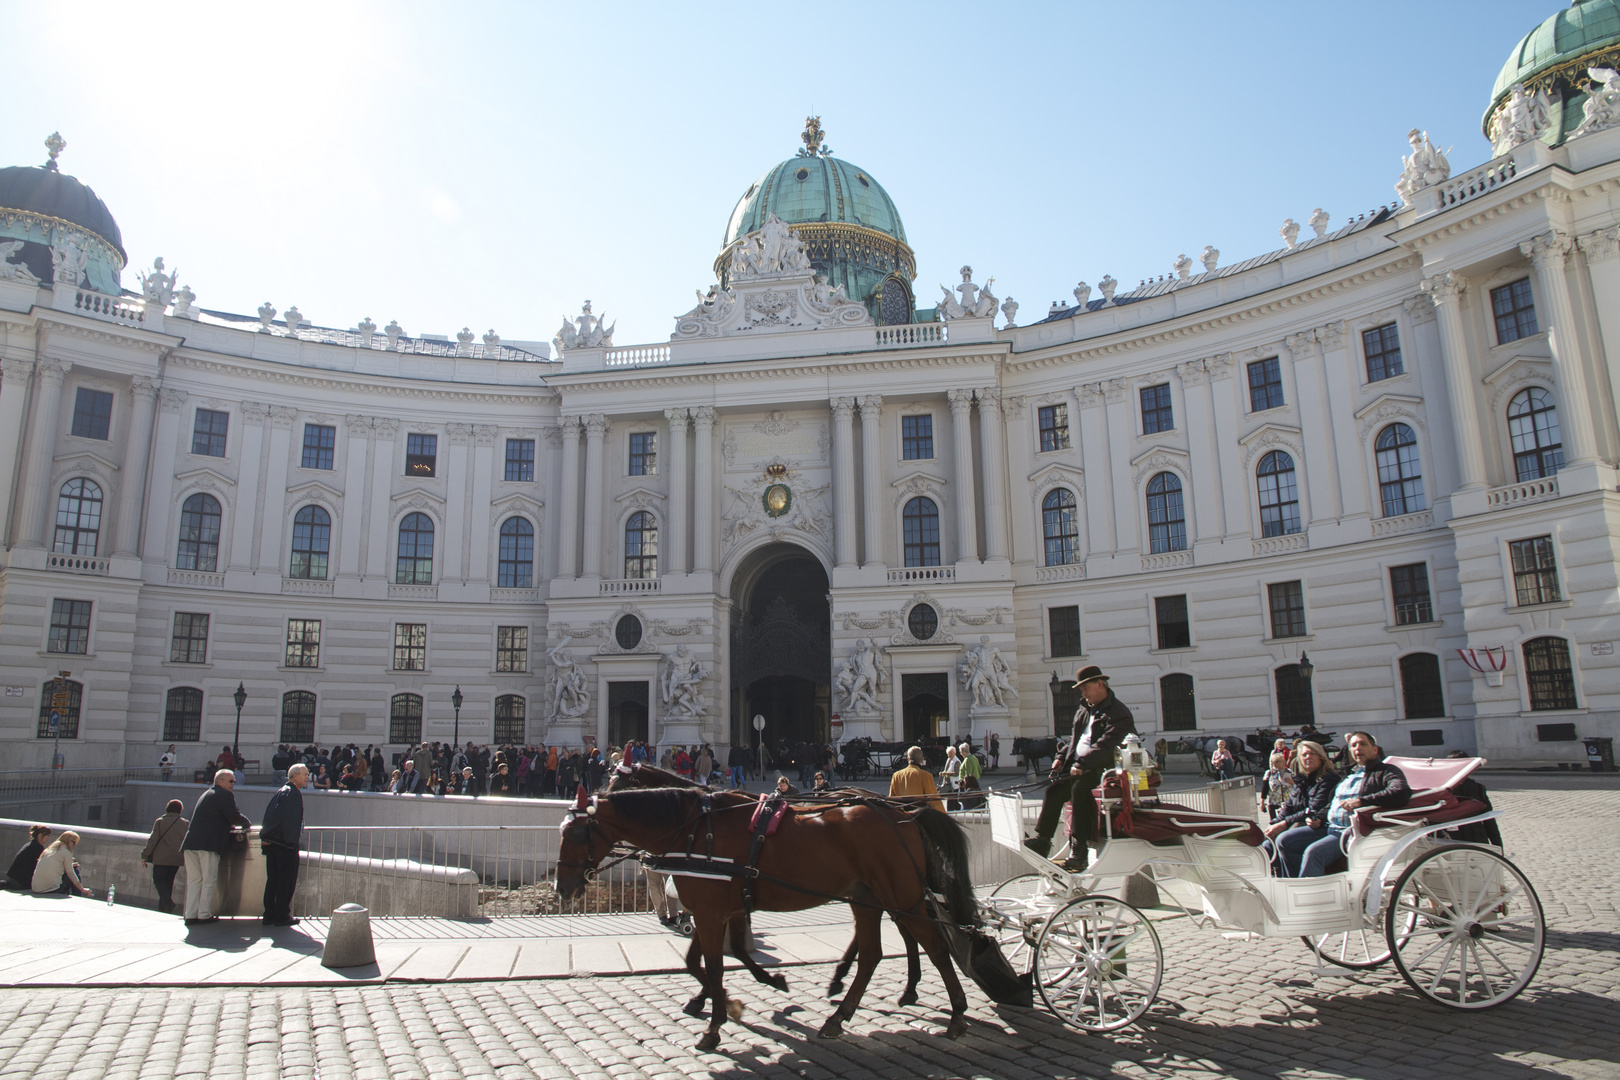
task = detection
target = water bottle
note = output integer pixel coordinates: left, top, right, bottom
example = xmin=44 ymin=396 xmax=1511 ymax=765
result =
xmin=106 ymin=884 xmax=115 ymax=906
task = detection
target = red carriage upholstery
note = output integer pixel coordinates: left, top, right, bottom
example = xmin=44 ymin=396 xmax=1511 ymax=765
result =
xmin=1109 ymin=801 xmax=1265 ymax=847
xmin=1352 ymin=791 xmax=1491 ymax=837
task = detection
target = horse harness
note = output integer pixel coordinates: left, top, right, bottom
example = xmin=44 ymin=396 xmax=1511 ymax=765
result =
xmin=640 ymin=791 xmax=788 ymax=911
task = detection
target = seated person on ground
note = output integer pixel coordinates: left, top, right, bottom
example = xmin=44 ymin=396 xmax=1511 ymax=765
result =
xmin=32 ymin=831 xmax=91 ymax=896
xmin=5 ymin=825 xmax=51 ymax=890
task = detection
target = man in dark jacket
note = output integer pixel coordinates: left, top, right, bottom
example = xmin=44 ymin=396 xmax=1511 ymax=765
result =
xmin=261 ymin=763 xmax=309 ymax=926
xmin=1027 ymin=666 xmax=1137 ymax=872
xmin=1292 ymin=731 xmax=1410 ymax=877
xmin=180 ymin=769 xmax=252 ymax=923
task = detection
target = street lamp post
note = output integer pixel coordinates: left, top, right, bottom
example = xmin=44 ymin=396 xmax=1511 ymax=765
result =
xmin=232 ymin=682 xmax=247 ymax=766
xmin=452 ymin=685 xmax=464 ymax=749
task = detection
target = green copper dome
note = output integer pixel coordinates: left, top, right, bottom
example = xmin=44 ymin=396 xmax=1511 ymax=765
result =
xmin=723 ymin=153 xmax=907 ymax=249
xmin=1486 ymin=0 xmax=1620 ymax=144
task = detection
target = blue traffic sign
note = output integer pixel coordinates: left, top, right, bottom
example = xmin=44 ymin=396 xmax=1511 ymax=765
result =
xmin=48 ymin=710 xmax=60 ymax=732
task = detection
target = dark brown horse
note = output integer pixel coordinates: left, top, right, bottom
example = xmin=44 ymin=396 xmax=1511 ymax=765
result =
xmin=556 ymin=785 xmax=977 ymax=1052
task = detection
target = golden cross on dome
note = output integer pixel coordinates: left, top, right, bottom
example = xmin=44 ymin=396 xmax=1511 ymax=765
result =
xmin=44 ymin=132 xmax=65 ymax=172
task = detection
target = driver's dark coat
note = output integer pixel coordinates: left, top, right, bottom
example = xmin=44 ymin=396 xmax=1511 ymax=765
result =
xmin=1054 ymin=692 xmax=1136 ymax=776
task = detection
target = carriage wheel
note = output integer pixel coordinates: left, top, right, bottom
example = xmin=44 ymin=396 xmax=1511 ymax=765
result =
xmin=984 ymin=873 xmax=1048 ymax=975
xmin=1386 ymin=844 xmax=1544 ymax=1009
xmin=1302 ymin=928 xmax=1392 ymax=969
xmin=1033 ymin=895 xmax=1163 ymax=1032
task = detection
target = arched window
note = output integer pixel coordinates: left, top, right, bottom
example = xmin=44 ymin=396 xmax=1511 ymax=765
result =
xmin=53 ymin=479 xmax=103 ymax=556
xmin=624 ymin=511 xmax=658 ymax=579
xmin=1275 ymin=664 xmax=1314 ymax=726
xmin=289 ymin=505 xmax=331 ymax=579
xmin=1523 ymin=636 xmax=1576 ymax=711
xmin=494 ymin=695 xmax=526 ymax=745
xmin=163 ymin=687 xmax=204 ymax=742
xmin=498 ymin=517 xmax=534 ymax=588
xmin=1041 ymin=488 xmax=1079 ymax=566
xmin=176 ymin=493 xmax=222 ymax=571
xmin=1398 ymin=653 xmax=1445 ymax=719
xmin=1256 ymin=451 xmax=1301 ymax=537
xmin=902 ymin=496 xmax=941 ymax=567
xmin=1145 ymin=472 xmax=1186 ymax=553
xmin=1507 ymin=388 xmax=1564 ymax=481
xmin=280 ymin=690 xmax=317 ymax=743
xmin=1375 ymin=424 xmax=1425 ymax=517
xmin=389 ymin=693 xmax=423 ymax=744
xmin=1160 ymin=673 xmax=1196 ymax=731
xmin=395 ymin=512 xmax=434 ymax=584
xmin=36 ymin=679 xmax=83 ymax=739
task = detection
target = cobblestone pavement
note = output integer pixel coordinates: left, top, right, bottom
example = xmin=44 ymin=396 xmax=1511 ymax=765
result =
xmin=0 ymin=776 xmax=1615 ymax=1080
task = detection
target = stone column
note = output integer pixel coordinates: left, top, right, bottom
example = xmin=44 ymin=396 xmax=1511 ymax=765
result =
xmin=1076 ymin=384 xmax=1114 ymax=554
xmin=142 ymin=389 xmax=187 ymax=561
xmin=112 ymin=375 xmax=159 ymax=557
xmin=580 ymin=414 xmax=607 ymax=579
xmin=858 ymin=395 xmax=884 ymax=567
xmin=1101 ymin=379 xmax=1137 ymax=551
xmin=442 ymin=423 xmax=471 ymax=581
xmin=255 ymin=406 xmax=296 ymax=574
xmin=469 ymin=425 xmax=496 ymax=583
xmin=1316 ymin=322 xmax=1369 ymax=519
xmin=556 ymin=416 xmax=581 ymax=579
xmin=1206 ymin=356 xmax=1249 ymax=537
xmin=1177 ymin=360 xmax=1223 ymax=539
xmin=337 ymin=416 xmax=371 ymax=580
xmin=17 ymin=358 xmax=70 ymax=548
xmin=976 ymin=388 xmax=1009 ymax=562
xmin=691 ymin=407 xmax=716 ymax=572
xmin=1522 ymin=231 xmax=1600 ymax=465
xmin=831 ymin=396 xmax=857 ymax=568
xmin=229 ymin=404 xmax=268 ymax=572
xmin=1578 ymin=227 xmax=1620 ymax=434
xmin=363 ymin=418 xmax=398 ymax=579
xmin=664 ymin=408 xmax=689 ymax=574
xmin=0 ymin=358 xmax=35 ymax=548
xmin=946 ymin=388 xmax=979 ymax=563
xmin=1286 ymin=331 xmax=1342 ymax=523
xmin=1419 ymin=272 xmax=1488 ymax=491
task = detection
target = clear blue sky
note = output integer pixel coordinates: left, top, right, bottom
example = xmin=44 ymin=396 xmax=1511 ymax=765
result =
xmin=7 ymin=1 xmax=1552 ymax=348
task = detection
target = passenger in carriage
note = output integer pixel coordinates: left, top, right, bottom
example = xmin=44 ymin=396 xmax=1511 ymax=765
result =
xmin=1276 ymin=733 xmax=1411 ymax=878
xmin=1261 ymin=740 xmax=1338 ymax=876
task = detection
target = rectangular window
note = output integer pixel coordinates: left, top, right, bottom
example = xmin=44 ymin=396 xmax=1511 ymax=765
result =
xmin=163 ymin=687 xmax=204 ymax=743
xmin=1399 ymin=653 xmax=1446 ymax=719
xmin=70 ymin=388 xmax=114 ymax=440
xmin=494 ymin=695 xmax=526 ymax=745
xmin=1247 ymin=358 xmax=1285 ymax=412
xmin=1037 ymin=404 xmax=1070 ymax=452
xmin=901 ymin=415 xmax=933 ymax=460
xmin=37 ymin=680 xmax=81 ymax=740
xmin=1267 ymin=581 xmax=1307 ymax=639
xmin=1048 ymin=606 xmax=1081 ymax=658
xmin=191 ymin=409 xmax=229 ymax=457
xmin=47 ymin=599 xmax=92 ymax=654
xmin=1510 ymin=536 xmax=1560 ymax=606
xmin=504 ymin=438 xmax=535 ymax=482
xmin=628 ymin=432 xmax=656 ymax=476
xmin=496 ymin=626 xmax=528 ymax=672
xmin=1155 ymin=595 xmax=1191 ymax=650
xmin=393 ymin=623 xmax=427 ymax=671
xmin=284 ymin=619 xmax=321 ymax=668
xmin=280 ymin=691 xmax=317 ymax=745
xmin=405 ymin=433 xmax=437 ymax=477
xmin=169 ymin=612 xmax=210 ymax=664
xmin=301 ymin=424 xmax=335 ymax=470
xmin=1362 ymin=323 xmax=1404 ymax=382
xmin=1160 ymin=673 xmax=1197 ymax=731
xmin=1140 ymin=384 xmax=1174 ymax=434
xmin=1491 ymin=278 xmax=1538 ymax=345
xmin=1390 ymin=563 xmax=1433 ymax=625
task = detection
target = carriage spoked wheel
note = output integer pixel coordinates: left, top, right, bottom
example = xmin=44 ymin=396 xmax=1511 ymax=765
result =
xmin=1301 ymin=928 xmax=1393 ymax=969
xmin=1385 ymin=844 xmax=1544 ymax=1009
xmin=1033 ymin=894 xmax=1164 ymax=1032
xmin=984 ymin=873 xmax=1047 ymax=975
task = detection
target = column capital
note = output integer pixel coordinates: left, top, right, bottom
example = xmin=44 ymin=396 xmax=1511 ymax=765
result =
xmin=1403 ymin=294 xmax=1437 ymax=325
xmin=1001 ymin=394 xmax=1026 ymax=419
xmin=474 ymin=423 xmax=497 ymax=447
xmin=270 ymin=405 xmax=298 ymax=429
xmin=857 ymin=394 xmax=883 ymax=420
xmin=1284 ymin=329 xmax=1317 ymax=355
xmin=130 ymin=374 xmax=160 ymax=401
xmin=690 ymin=405 xmax=716 ymax=428
xmin=1176 ymin=359 xmax=1207 ymax=387
xmin=946 ymin=388 xmax=974 ymax=412
xmin=344 ymin=413 xmax=373 ymax=436
xmin=1206 ymin=353 xmax=1235 ymax=380
xmin=975 ymin=387 xmax=1001 ymax=413
xmin=831 ymin=396 xmax=856 ymax=422
xmin=1520 ymin=230 xmax=1575 ymax=269
xmin=1419 ymin=270 xmax=1467 ymax=306
xmin=373 ymin=417 xmax=399 ymax=438
xmin=1 ymin=356 xmax=35 ymax=382
xmin=447 ymin=422 xmax=472 ymax=445
xmin=1315 ymin=320 xmax=1347 ymax=350
xmin=1102 ymin=377 xmax=1129 ymax=404
xmin=560 ymin=414 xmax=582 ymax=437
xmin=583 ymin=413 xmax=609 ymax=438
xmin=664 ymin=407 xmax=690 ymax=429
xmin=1076 ymin=383 xmax=1101 ymax=408
xmin=242 ymin=401 xmax=270 ymax=426
xmin=1579 ymin=226 xmax=1620 ymax=264
xmin=37 ymin=357 xmax=71 ymax=382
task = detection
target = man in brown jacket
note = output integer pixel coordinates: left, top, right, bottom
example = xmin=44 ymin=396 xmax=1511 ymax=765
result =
xmin=140 ymin=799 xmax=189 ymax=914
xmin=888 ymin=746 xmax=945 ymax=812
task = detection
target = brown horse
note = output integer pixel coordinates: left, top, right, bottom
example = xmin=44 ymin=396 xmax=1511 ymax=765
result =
xmin=605 ymin=763 xmax=925 ymax=1007
xmin=556 ymin=785 xmax=977 ymax=1052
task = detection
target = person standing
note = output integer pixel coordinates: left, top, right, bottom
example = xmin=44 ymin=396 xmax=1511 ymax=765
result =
xmin=888 ymin=746 xmax=945 ymax=813
xmin=140 ymin=800 xmax=189 ymax=914
xmin=989 ymin=733 xmax=1000 ymax=771
xmin=179 ymin=769 xmax=251 ymax=924
xmin=260 ymin=763 xmax=308 ymax=926
xmin=159 ymin=745 xmax=178 ymax=782
xmin=1026 ymin=665 xmax=1137 ymax=872
xmin=727 ymin=743 xmax=747 ymax=789
xmin=956 ymin=741 xmax=983 ymax=808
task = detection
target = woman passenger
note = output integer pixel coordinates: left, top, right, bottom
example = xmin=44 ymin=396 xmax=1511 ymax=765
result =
xmin=1261 ymin=740 xmax=1339 ymax=877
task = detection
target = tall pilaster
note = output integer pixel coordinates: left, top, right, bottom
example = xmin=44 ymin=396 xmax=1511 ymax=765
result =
xmin=580 ymin=414 xmax=607 ymax=579
xmin=664 ymin=408 xmax=690 ymax=574
xmin=946 ymin=388 xmax=979 ymax=563
xmin=17 ymin=358 xmax=70 ymax=548
xmin=363 ymin=418 xmax=398 ymax=579
xmin=229 ymin=404 xmax=268 ymax=572
xmin=1578 ymin=226 xmax=1620 ymax=435
xmin=442 ymin=423 xmax=471 ymax=581
xmin=256 ymin=406 xmax=296 ymax=574
xmin=1419 ymin=272 xmax=1487 ymax=490
xmin=0 ymin=359 xmax=36 ymax=548
xmin=142 ymin=389 xmax=187 ymax=562
xmin=469 ymin=425 xmax=496 ymax=583
xmin=112 ymin=375 xmax=159 ymax=557
xmin=1076 ymin=383 xmax=1114 ymax=554
xmin=1522 ymin=231 xmax=1599 ymax=465
xmin=976 ymin=388 xmax=1009 ymax=562
xmin=692 ymin=407 xmax=716 ymax=572
xmin=831 ymin=397 xmax=857 ymax=568
xmin=1101 ymin=379 xmax=1137 ymax=551
xmin=858 ymin=395 xmax=884 ymax=567
xmin=337 ymin=415 xmax=371 ymax=580
xmin=1286 ymin=330 xmax=1342 ymax=523
xmin=1316 ymin=321 xmax=1368 ymax=518
xmin=556 ymin=416 xmax=581 ymax=579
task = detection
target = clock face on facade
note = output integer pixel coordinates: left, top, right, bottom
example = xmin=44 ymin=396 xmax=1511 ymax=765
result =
xmin=763 ymin=483 xmax=791 ymax=517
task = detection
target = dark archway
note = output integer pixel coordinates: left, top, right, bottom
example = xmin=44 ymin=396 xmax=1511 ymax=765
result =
xmin=728 ymin=544 xmax=831 ymax=756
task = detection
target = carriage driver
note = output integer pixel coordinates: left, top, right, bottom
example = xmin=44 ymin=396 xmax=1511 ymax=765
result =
xmin=1026 ymin=665 xmax=1137 ymax=872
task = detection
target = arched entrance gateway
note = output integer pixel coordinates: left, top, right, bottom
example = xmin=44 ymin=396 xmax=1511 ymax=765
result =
xmin=727 ymin=543 xmax=832 ymax=756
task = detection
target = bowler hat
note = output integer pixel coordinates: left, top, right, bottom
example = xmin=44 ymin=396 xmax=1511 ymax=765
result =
xmin=1071 ymin=665 xmax=1110 ymax=689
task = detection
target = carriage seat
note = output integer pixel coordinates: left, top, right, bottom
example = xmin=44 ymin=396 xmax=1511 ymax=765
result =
xmin=1350 ymin=756 xmax=1491 ymax=838
xmin=1110 ymin=801 xmax=1265 ymax=847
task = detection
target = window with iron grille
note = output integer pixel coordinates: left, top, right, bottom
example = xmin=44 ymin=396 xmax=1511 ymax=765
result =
xmin=1140 ymin=384 xmax=1174 ymax=434
xmin=1509 ymin=536 xmax=1560 ymax=606
xmin=389 ymin=693 xmax=423 ymax=744
xmin=1146 ymin=472 xmax=1186 ymax=553
xmin=191 ymin=409 xmax=229 ymax=457
xmin=285 ymin=619 xmax=321 ymax=668
xmin=1267 ymin=581 xmax=1306 ymax=638
xmin=1390 ymin=563 xmax=1433 ymax=625
xmin=494 ymin=695 xmax=526 ymax=745
xmin=405 ymin=433 xmax=437 ymax=477
xmin=1399 ymin=653 xmax=1445 ymax=719
xmin=70 ymin=388 xmax=113 ymax=440
xmin=395 ymin=513 xmax=434 ymax=584
xmin=1038 ymin=404 xmax=1069 ymax=451
xmin=176 ymin=494 xmax=222 ymax=571
xmin=1048 ymin=606 xmax=1081 ymax=658
xmin=1256 ymin=451 xmax=1301 ymax=536
xmin=289 ymin=506 xmax=331 ymax=579
xmin=1041 ymin=488 xmax=1079 ymax=566
xmin=628 ymin=432 xmax=657 ymax=476
xmin=280 ymin=691 xmax=317 ymax=744
xmin=1155 ymin=595 xmax=1191 ymax=650
xmin=1362 ymin=323 xmax=1403 ymax=382
xmin=393 ymin=623 xmax=427 ymax=671
xmin=1247 ymin=358 xmax=1285 ymax=412
xmin=1275 ymin=664 xmax=1315 ymax=726
xmin=1523 ymin=636 xmax=1577 ymax=711
xmin=37 ymin=679 xmax=82 ymax=739
xmin=1375 ymin=424 xmax=1425 ymax=517
xmin=163 ymin=687 xmax=204 ymax=742
xmin=496 ymin=626 xmax=528 ymax=673
xmin=1491 ymin=278 xmax=1538 ymax=344
xmin=53 ymin=479 xmax=102 ymax=556
xmin=48 ymin=599 xmax=91 ymax=654
xmin=624 ymin=512 xmax=658 ymax=579
xmin=1160 ymin=673 xmax=1197 ymax=731
xmin=901 ymin=415 xmax=933 ymax=460
xmin=504 ymin=438 xmax=534 ymax=482
xmin=1507 ymin=388 xmax=1563 ymax=482
xmin=170 ymin=612 xmax=210 ymax=664
xmin=498 ymin=517 xmax=534 ymax=588
xmin=902 ymin=496 xmax=940 ymax=566
xmin=301 ymin=424 xmax=335 ymax=469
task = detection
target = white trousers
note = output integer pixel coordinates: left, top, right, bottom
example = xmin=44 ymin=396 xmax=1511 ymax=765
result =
xmin=182 ymin=849 xmax=220 ymax=919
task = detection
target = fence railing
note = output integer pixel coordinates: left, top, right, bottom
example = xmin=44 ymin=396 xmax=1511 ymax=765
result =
xmin=0 ymin=768 xmax=168 ymax=818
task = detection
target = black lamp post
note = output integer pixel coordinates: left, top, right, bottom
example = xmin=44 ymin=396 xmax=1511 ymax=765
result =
xmin=1297 ymin=652 xmax=1314 ymax=686
xmin=232 ymin=682 xmax=247 ymax=764
xmin=451 ymin=685 xmax=464 ymax=748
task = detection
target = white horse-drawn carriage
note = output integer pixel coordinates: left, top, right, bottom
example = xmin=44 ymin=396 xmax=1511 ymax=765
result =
xmin=980 ymin=752 xmax=1544 ymax=1032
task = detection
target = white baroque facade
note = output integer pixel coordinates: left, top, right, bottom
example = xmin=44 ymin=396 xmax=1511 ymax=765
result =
xmin=5 ymin=8 xmax=1620 ymax=769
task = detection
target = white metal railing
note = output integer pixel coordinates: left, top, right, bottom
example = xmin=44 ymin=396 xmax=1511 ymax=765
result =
xmin=281 ymin=578 xmax=334 ymax=595
xmin=1251 ymin=532 xmax=1309 ymax=557
xmin=874 ymin=323 xmax=947 ymax=348
xmin=1438 ymin=157 xmax=1518 ymax=209
xmin=388 ymin=584 xmax=439 ymax=601
xmin=886 ymin=566 xmax=956 ymax=583
xmin=603 ymin=344 xmax=672 ymax=367
xmin=1486 ymin=476 xmax=1559 ymax=507
xmin=1034 ymin=562 xmax=1086 ymax=583
xmin=46 ymin=553 xmax=110 ymax=575
xmin=1141 ymin=549 xmax=1193 ymax=571
xmin=74 ymin=289 xmax=147 ymax=326
xmin=166 ymin=568 xmax=224 ymax=588
xmin=599 ymin=577 xmax=661 ymax=595
xmin=1371 ymin=510 xmax=1435 ymax=537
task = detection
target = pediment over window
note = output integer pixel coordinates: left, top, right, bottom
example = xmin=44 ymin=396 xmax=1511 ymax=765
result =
xmin=173 ymin=465 xmax=234 ymax=489
xmin=285 ymin=479 xmax=344 ymax=504
xmin=1354 ymin=393 xmax=1426 ymax=438
xmin=1484 ymin=355 xmax=1555 ymax=410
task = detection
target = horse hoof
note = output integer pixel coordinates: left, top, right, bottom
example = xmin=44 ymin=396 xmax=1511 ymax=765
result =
xmin=818 ymin=1017 xmax=845 ymax=1040
xmin=827 ymin=979 xmax=844 ymax=997
xmin=695 ymin=1034 xmax=719 ymax=1053
xmin=682 ymin=996 xmax=707 ymax=1019
xmin=768 ymin=974 xmax=789 ymax=993
xmin=726 ymin=998 xmax=745 ymax=1022
xmin=897 ymin=989 xmax=918 ymax=1007
xmin=944 ymin=1017 xmax=969 ymax=1040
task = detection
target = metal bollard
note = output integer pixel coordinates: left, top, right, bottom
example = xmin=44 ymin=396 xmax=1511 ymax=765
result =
xmin=321 ymin=903 xmax=376 ymax=968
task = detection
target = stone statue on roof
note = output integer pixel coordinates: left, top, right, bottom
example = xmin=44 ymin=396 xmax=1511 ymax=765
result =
xmin=1575 ymin=68 xmax=1620 ymax=138
xmin=0 ymin=241 xmax=38 ymax=283
xmin=1394 ymin=128 xmax=1451 ymax=205
xmin=940 ymin=266 xmax=998 ymax=320
xmin=554 ymin=300 xmax=614 ymax=353
xmin=139 ymin=257 xmax=177 ymax=308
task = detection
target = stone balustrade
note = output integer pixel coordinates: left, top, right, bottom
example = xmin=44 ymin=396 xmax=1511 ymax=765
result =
xmin=886 ymin=566 xmax=955 ymax=583
xmin=46 ymin=553 xmax=110 ymax=575
xmin=1486 ymin=475 xmax=1559 ymax=508
xmin=874 ymin=323 xmax=947 ymax=348
xmin=599 ymin=577 xmax=661 ymax=595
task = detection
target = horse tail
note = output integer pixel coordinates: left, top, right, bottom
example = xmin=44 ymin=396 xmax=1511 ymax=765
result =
xmin=912 ymin=807 xmax=979 ymax=928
